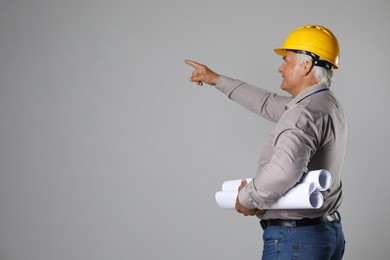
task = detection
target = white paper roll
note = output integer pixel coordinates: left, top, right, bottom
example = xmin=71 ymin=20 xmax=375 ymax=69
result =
xmin=302 ymin=169 xmax=331 ymax=191
xmin=215 ymin=182 xmax=324 ymax=209
xmin=215 ymin=169 xmax=331 ymax=210
xmin=220 ymin=169 xmax=331 ymax=192
xmin=265 ymin=182 xmax=323 ymax=209
xmin=215 ymin=190 xmax=237 ymax=209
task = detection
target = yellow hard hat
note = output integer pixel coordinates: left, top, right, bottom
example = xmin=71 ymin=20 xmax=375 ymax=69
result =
xmin=274 ymin=25 xmax=340 ymax=69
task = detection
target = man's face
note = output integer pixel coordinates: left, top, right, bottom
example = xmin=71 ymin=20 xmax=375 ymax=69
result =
xmin=278 ymin=50 xmax=304 ymax=96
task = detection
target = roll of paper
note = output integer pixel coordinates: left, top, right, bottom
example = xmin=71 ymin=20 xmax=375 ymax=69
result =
xmin=302 ymin=169 xmax=331 ymax=191
xmin=265 ymin=182 xmax=323 ymax=209
xmin=215 ymin=190 xmax=238 ymax=209
xmin=220 ymin=169 xmax=331 ymax=192
xmin=215 ymin=169 xmax=331 ymax=210
xmin=215 ymin=182 xmax=324 ymax=209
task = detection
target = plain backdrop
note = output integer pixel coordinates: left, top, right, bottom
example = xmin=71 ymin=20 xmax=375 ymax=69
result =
xmin=0 ymin=0 xmax=389 ymax=259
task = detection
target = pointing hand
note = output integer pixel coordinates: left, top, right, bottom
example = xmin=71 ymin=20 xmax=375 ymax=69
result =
xmin=185 ymin=59 xmax=220 ymax=86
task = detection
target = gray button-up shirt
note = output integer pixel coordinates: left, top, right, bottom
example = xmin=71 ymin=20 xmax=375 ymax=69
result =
xmin=216 ymin=76 xmax=347 ymax=220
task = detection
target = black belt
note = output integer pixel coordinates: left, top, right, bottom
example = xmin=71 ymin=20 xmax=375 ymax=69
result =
xmin=260 ymin=211 xmax=340 ymax=230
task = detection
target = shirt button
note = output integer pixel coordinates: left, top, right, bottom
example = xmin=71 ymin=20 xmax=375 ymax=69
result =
xmin=284 ymin=106 xmax=288 ymax=111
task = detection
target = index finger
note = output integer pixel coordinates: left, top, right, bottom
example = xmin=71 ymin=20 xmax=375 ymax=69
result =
xmin=184 ymin=59 xmax=203 ymax=69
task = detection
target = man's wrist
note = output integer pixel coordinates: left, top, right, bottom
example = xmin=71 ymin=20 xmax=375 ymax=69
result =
xmin=239 ymin=186 xmax=257 ymax=209
xmin=209 ymin=74 xmax=220 ymax=86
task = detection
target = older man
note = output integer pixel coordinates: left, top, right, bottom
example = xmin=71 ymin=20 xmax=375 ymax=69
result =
xmin=185 ymin=25 xmax=346 ymax=259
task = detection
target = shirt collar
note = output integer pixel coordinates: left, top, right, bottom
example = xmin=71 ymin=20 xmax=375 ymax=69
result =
xmin=284 ymin=83 xmax=328 ymax=111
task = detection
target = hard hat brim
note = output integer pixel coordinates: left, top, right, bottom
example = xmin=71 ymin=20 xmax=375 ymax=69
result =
xmin=273 ymin=47 xmax=339 ymax=69
xmin=274 ymin=48 xmax=286 ymax=57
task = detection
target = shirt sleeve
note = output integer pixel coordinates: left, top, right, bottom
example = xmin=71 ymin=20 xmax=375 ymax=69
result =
xmin=239 ymin=112 xmax=320 ymax=209
xmin=215 ymin=76 xmax=292 ymax=122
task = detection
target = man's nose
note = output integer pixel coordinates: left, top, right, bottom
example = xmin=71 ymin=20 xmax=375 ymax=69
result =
xmin=278 ymin=64 xmax=283 ymax=73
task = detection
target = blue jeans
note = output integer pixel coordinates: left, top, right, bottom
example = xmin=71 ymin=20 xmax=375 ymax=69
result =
xmin=261 ymin=219 xmax=345 ymax=260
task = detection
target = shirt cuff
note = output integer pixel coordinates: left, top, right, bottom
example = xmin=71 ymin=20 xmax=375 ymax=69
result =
xmin=215 ymin=75 xmax=246 ymax=98
xmin=238 ymin=181 xmax=257 ymax=209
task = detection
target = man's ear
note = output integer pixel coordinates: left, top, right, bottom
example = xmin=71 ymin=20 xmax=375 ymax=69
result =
xmin=302 ymin=59 xmax=314 ymax=76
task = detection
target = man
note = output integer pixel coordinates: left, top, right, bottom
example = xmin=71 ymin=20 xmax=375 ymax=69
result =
xmin=185 ymin=25 xmax=346 ymax=259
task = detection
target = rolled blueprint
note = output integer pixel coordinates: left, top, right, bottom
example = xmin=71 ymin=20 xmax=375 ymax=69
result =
xmin=215 ymin=182 xmax=324 ymax=209
xmin=220 ymin=169 xmax=331 ymax=192
xmin=303 ymin=169 xmax=331 ymax=191
xmin=215 ymin=169 xmax=331 ymax=210
xmin=265 ymin=182 xmax=323 ymax=209
xmin=215 ymin=190 xmax=239 ymax=209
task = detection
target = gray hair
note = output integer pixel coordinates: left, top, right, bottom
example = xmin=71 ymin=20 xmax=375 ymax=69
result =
xmin=296 ymin=53 xmax=334 ymax=87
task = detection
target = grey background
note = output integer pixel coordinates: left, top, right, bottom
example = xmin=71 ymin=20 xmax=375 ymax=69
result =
xmin=0 ymin=0 xmax=389 ymax=259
